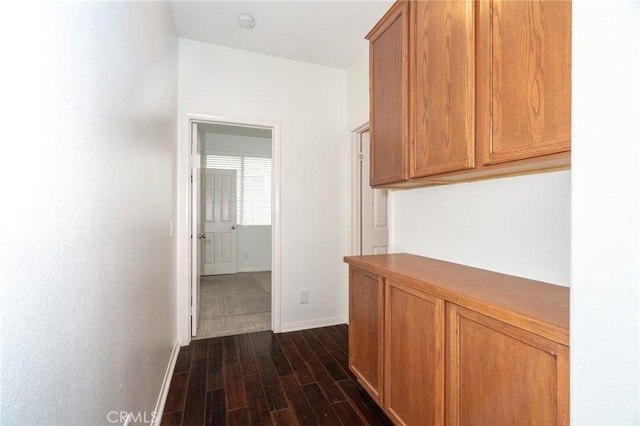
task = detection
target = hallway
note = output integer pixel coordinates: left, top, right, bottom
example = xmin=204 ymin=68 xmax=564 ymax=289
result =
xmin=162 ymin=325 xmax=391 ymax=425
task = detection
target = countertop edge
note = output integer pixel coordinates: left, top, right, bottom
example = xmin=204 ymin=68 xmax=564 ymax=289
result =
xmin=345 ymin=254 xmax=570 ymax=346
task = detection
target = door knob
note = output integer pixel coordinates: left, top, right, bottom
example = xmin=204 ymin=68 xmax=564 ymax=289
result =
xmin=198 ymin=233 xmax=206 ymax=239
xmin=231 ymin=225 xmax=238 ymax=230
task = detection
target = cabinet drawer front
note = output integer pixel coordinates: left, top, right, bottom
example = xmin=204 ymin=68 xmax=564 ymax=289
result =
xmin=385 ymin=281 xmax=444 ymax=425
xmin=447 ymin=304 xmax=569 ymax=426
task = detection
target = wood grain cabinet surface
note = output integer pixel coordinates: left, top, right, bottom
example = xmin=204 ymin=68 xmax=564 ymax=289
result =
xmin=385 ymin=280 xmax=444 ymax=425
xmin=366 ymin=0 xmax=572 ymax=188
xmin=447 ymin=304 xmax=569 ymax=426
xmin=367 ymin=1 xmax=410 ymax=185
xmin=410 ymin=0 xmax=475 ymax=178
xmin=477 ymin=0 xmax=572 ymax=166
xmin=348 ymin=268 xmax=384 ymax=404
xmin=345 ymin=253 xmax=569 ymax=426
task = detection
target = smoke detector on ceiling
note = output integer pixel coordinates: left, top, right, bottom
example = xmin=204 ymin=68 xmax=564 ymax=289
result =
xmin=237 ymin=14 xmax=255 ymax=30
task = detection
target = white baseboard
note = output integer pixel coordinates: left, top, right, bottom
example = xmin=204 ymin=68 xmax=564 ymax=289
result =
xmin=237 ymin=266 xmax=272 ymax=273
xmin=280 ymin=316 xmax=346 ymax=333
xmin=152 ymin=340 xmax=180 ymax=426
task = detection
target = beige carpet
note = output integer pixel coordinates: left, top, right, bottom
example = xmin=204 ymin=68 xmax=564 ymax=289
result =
xmin=194 ymin=271 xmax=271 ymax=340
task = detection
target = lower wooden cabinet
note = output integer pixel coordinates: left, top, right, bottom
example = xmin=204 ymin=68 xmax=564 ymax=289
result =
xmin=348 ymin=268 xmax=384 ymax=403
xmin=446 ymin=304 xmax=569 ymax=426
xmin=385 ymin=280 xmax=444 ymax=425
xmin=345 ymin=254 xmax=570 ymax=426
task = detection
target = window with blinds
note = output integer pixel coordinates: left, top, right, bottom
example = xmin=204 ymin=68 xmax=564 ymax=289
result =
xmin=205 ymin=155 xmax=272 ymax=226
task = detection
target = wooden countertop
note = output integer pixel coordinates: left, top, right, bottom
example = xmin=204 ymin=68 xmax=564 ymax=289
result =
xmin=344 ymin=253 xmax=569 ymax=346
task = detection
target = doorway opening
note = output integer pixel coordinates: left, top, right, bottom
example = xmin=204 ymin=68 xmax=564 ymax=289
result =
xmin=177 ymin=113 xmax=281 ymax=345
xmin=351 ymin=124 xmax=389 ymax=256
xmin=192 ymin=122 xmax=274 ymax=340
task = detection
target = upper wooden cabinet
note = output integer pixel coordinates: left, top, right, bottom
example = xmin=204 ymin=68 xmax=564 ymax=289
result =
xmin=411 ymin=0 xmax=475 ymax=178
xmin=478 ymin=0 xmax=572 ymax=165
xmin=367 ymin=1 xmax=410 ymax=185
xmin=367 ymin=0 xmax=572 ymax=187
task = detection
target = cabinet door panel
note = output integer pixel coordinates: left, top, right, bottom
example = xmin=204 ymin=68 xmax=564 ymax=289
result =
xmin=385 ymin=281 xmax=444 ymax=425
xmin=447 ymin=304 xmax=569 ymax=426
xmin=368 ymin=1 xmax=410 ymax=185
xmin=479 ymin=0 xmax=571 ymax=165
xmin=348 ymin=268 xmax=384 ymax=403
xmin=412 ymin=0 xmax=475 ymax=177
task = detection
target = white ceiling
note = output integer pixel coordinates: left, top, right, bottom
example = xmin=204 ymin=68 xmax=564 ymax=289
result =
xmin=170 ymin=0 xmax=394 ymax=69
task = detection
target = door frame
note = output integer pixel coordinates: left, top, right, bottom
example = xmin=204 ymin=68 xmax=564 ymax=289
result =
xmin=347 ymin=120 xmax=369 ymax=325
xmin=177 ymin=112 xmax=282 ymax=345
xmin=350 ymin=121 xmax=370 ymax=257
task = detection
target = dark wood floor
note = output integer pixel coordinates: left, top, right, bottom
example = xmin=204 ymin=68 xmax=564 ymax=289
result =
xmin=161 ymin=324 xmax=392 ymax=426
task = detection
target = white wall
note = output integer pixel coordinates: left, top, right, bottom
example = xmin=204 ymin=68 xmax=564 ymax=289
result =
xmin=179 ymin=40 xmax=348 ymax=330
xmin=572 ymin=2 xmax=639 ymax=423
xmin=237 ymin=226 xmax=272 ymax=272
xmin=1 ymin=2 xmax=178 ymax=425
xmin=392 ymin=172 xmax=571 ymax=285
xmin=347 ymin=49 xmax=370 ymax=128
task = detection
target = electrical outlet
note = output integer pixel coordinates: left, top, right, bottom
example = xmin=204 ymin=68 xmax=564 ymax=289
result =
xmin=299 ymin=289 xmax=309 ymax=304
xmin=244 ymin=253 xmax=249 ymax=260
xmin=169 ymin=220 xmax=174 ymax=237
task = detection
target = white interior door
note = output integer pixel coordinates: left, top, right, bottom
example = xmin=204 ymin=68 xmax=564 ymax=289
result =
xmin=202 ymin=168 xmax=238 ymax=275
xmin=361 ymin=130 xmax=389 ymax=255
xmin=191 ymin=122 xmax=201 ymax=336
